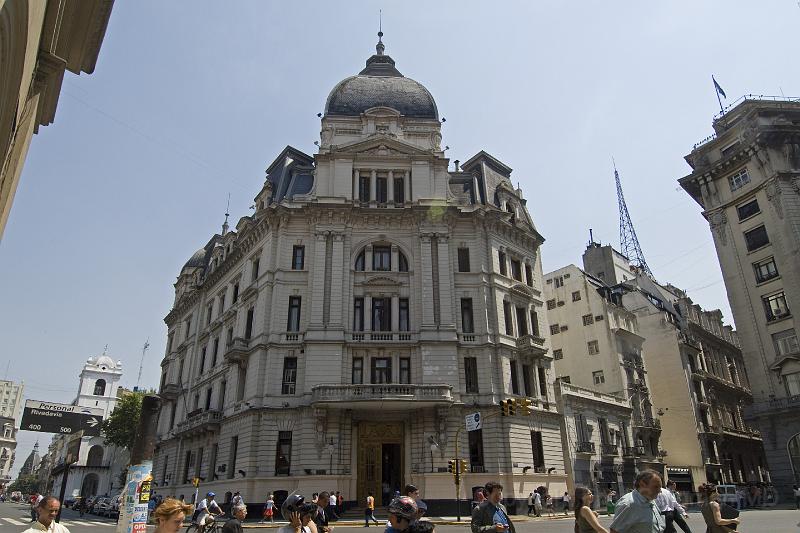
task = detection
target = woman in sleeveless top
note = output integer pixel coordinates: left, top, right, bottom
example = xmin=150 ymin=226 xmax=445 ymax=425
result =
xmin=573 ymin=487 xmax=609 ymax=533
xmin=698 ymin=483 xmax=741 ymax=533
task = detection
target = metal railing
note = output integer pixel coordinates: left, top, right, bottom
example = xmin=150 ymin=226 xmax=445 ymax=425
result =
xmin=576 ymin=441 xmax=595 ymax=454
xmin=312 ymin=383 xmax=453 ymax=403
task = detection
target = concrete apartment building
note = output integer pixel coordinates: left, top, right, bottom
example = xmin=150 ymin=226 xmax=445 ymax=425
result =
xmin=574 ymin=243 xmax=766 ymax=491
xmin=0 ymin=0 xmax=114 ymax=240
xmin=680 ymin=97 xmax=800 ymax=496
xmin=544 ymin=264 xmax=663 ymax=478
xmin=554 ymin=380 xmax=634 ymax=504
xmin=153 ymin=35 xmax=568 ymax=512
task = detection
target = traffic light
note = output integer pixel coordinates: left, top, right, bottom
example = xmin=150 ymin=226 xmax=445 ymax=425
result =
xmin=507 ymin=398 xmax=516 ymax=416
xmin=517 ymin=398 xmax=533 ymax=416
xmin=460 ymin=459 xmax=469 ymax=474
xmin=447 ymin=460 xmax=456 ymax=474
xmin=501 ymin=399 xmax=510 ymax=416
xmin=192 ymin=478 xmax=200 ymax=488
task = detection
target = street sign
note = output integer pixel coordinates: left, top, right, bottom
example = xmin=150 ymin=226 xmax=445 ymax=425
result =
xmin=465 ymin=412 xmax=482 ymax=432
xmin=21 ymin=400 xmax=104 ymax=436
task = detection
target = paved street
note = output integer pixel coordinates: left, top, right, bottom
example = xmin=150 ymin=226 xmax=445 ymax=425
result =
xmin=1 ymin=503 xmax=799 ymax=533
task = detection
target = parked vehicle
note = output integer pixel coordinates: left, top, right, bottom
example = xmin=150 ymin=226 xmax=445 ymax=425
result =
xmin=715 ymin=484 xmax=739 ymax=509
xmin=95 ymin=497 xmax=112 ymax=516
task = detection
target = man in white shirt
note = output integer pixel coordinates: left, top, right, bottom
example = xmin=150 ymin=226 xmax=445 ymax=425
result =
xmin=655 ymin=486 xmax=691 ymax=533
xmin=23 ymin=496 xmax=70 ymax=533
xmin=197 ymin=492 xmax=224 ymax=533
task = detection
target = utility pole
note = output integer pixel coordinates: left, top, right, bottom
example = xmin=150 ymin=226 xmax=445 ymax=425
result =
xmin=116 ymin=395 xmax=161 ymax=533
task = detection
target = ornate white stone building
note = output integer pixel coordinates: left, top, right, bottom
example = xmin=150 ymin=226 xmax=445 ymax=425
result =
xmin=153 ymin=35 xmax=567 ymax=512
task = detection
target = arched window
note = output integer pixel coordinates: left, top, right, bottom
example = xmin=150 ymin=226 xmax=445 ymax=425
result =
xmin=355 ymin=250 xmax=365 ymax=271
xmin=398 ymin=251 xmax=409 ymax=272
xmin=93 ymin=379 xmax=106 ymax=396
xmin=86 ymin=445 xmax=104 ymax=467
xmin=81 ymin=473 xmax=99 ymax=497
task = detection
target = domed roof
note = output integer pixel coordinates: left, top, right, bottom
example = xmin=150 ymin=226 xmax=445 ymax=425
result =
xmin=183 ymin=246 xmax=208 ymax=270
xmin=324 ymin=35 xmax=438 ymax=120
xmin=96 ymin=355 xmax=116 ymax=370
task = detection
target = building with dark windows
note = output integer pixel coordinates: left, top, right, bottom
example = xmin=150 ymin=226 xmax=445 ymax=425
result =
xmin=680 ymin=98 xmax=800 ymax=497
xmin=153 ymin=34 xmax=568 ymax=512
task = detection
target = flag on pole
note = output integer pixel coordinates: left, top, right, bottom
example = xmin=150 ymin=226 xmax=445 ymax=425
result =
xmin=713 ymin=76 xmax=727 ymax=99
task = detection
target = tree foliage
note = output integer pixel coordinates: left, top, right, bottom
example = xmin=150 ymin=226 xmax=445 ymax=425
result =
xmin=101 ymin=391 xmax=145 ymax=450
xmin=9 ymin=474 xmax=39 ymax=494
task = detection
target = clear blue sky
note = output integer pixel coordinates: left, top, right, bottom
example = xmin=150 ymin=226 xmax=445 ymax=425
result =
xmin=3 ymin=1 xmax=798 ymax=476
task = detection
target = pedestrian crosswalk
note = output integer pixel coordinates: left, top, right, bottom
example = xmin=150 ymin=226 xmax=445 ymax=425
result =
xmin=0 ymin=518 xmax=116 ymax=527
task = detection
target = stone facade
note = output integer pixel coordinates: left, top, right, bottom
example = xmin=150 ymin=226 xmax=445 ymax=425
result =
xmin=0 ymin=379 xmax=23 ymax=489
xmin=153 ymin=38 xmax=568 ymax=512
xmin=0 ymin=0 xmax=113 ymax=240
xmin=680 ymin=99 xmax=800 ymax=496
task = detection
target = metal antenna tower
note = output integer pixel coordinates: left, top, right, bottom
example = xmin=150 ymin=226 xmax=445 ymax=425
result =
xmin=136 ymin=339 xmax=150 ymax=389
xmin=614 ymin=160 xmax=653 ymax=278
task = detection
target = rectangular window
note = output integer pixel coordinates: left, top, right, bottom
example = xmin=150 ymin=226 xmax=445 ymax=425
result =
xmin=198 ymin=347 xmax=206 ymax=375
xmin=515 ymin=306 xmax=528 ymax=336
xmin=393 ymin=177 xmax=405 ymax=204
xmin=232 ymin=283 xmax=239 ymax=304
xmin=525 ymin=264 xmax=533 ymax=287
xmin=522 ymin=364 xmax=533 ymax=397
xmin=468 ymin=428 xmax=485 ymax=472
xmin=218 ymin=381 xmax=226 ymax=410
xmin=371 ymin=297 xmax=391 ymax=331
xmin=546 ymin=299 xmax=556 ymax=310
xmin=251 ymin=258 xmax=260 ymax=283
xmin=530 ymin=310 xmax=540 ymax=336
xmin=737 ymin=198 xmax=760 ymax=221
xmin=554 ymin=276 xmax=564 ymax=288
xmin=498 ymin=251 xmax=507 ymax=276
xmin=754 ymin=257 xmax=779 ymax=283
xmin=572 ymin=291 xmax=581 ymax=302
xmin=287 ymin=296 xmax=302 ymax=331
xmin=531 ymin=431 xmax=545 ymax=469
xmin=371 ymin=358 xmax=392 ymax=384
xmin=162 ymin=456 xmax=169 ymax=485
xmin=207 ymin=303 xmax=213 ymax=325
xmin=245 ymin=308 xmax=254 ymax=339
xmin=354 ymin=297 xmax=365 ymax=331
xmin=168 ymin=332 xmax=175 ymax=353
xmin=376 ymin=177 xmax=388 ymax=203
xmin=399 ymin=358 xmax=411 ymax=384
xmin=185 ymin=316 xmax=193 ymax=339
xmin=399 ymin=298 xmax=410 ymax=331
xmin=510 ymin=360 xmax=520 ymax=395
xmin=744 ymin=225 xmax=769 ymax=252
xmin=464 ymin=357 xmax=479 ymax=393
xmin=212 ymin=338 xmax=219 ymax=366
xmin=204 ymin=389 xmax=212 ymax=411
xmin=460 ymin=300 xmax=476 ymax=336
xmin=763 ymin=291 xmax=790 ymax=321
xmin=237 ymin=364 xmax=247 ymax=401
xmin=786 ymin=372 xmax=800 ymax=396
xmin=291 ymin=246 xmax=305 ymax=270
xmin=219 ymin=294 xmax=225 ymax=313
xmin=550 ymin=324 xmax=560 ymax=335
xmin=510 ymin=259 xmax=522 ymax=281
xmin=773 ymin=329 xmax=799 ymax=357
xmin=225 ymin=327 xmax=233 ymax=350
xmin=183 ymin=450 xmax=193 ymax=484
xmin=359 ymin=175 xmax=370 ymax=202
xmin=728 ymin=168 xmax=751 ymax=191
xmin=352 ymin=357 xmax=364 ymax=384
xmin=281 ymin=357 xmax=297 ymax=395
xmin=372 ymin=246 xmax=391 ymax=271
xmin=593 ymin=370 xmax=606 ymax=385
xmin=457 ymin=248 xmax=471 ymax=272
xmin=588 ymin=340 xmax=600 ymax=355
xmin=582 ymin=314 xmax=594 ymax=326
xmin=537 ymin=367 xmax=548 ymax=401
xmin=208 ymin=444 xmax=218 ymax=482
xmin=275 ymin=431 xmax=291 ymax=476
xmin=553 ymin=349 xmax=563 ymax=360
xmin=228 ymin=436 xmax=238 ymax=479
xmin=503 ymin=301 xmax=514 ymax=336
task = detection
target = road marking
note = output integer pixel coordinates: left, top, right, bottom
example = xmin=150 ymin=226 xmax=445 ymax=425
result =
xmin=2 ymin=518 xmax=27 ymax=525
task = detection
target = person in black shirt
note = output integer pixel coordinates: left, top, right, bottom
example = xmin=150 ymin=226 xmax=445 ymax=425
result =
xmin=221 ymin=504 xmax=246 ymax=533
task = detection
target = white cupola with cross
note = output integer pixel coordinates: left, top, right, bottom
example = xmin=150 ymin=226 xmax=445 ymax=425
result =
xmin=76 ymin=353 xmax=123 ymax=419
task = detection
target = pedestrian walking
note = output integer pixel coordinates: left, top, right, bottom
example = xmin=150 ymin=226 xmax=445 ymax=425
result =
xmin=385 ymin=496 xmax=417 ymax=533
xmin=562 ymin=492 xmax=571 ymax=515
xmin=663 ymin=482 xmax=691 ymax=533
xmin=655 ymin=485 xmax=691 ymax=533
xmin=533 ymin=491 xmax=542 ymax=517
xmin=526 ymin=493 xmax=534 ymax=516
xmin=606 ymin=491 xmax=617 ymax=516
xmin=698 ymin=484 xmax=740 ymax=533
xmin=152 ymin=498 xmax=194 ymax=533
xmin=545 ymin=494 xmax=555 ymax=517
xmin=314 ymin=492 xmax=334 ymax=533
xmin=574 ymin=487 xmax=609 ymax=533
xmin=364 ymin=491 xmax=379 ymax=527
xmin=22 ymin=496 xmax=70 ymax=533
xmin=608 ymin=469 xmax=665 ymax=533
xmin=263 ymin=494 xmax=275 ymax=523
xmin=336 ymin=492 xmax=343 ymax=515
xmin=470 ymin=481 xmax=515 ymax=533
xmin=328 ymin=492 xmax=339 ymax=520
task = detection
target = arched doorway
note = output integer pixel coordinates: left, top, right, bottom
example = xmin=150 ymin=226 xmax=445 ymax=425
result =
xmin=87 ymin=445 xmax=104 ymax=467
xmin=81 ymin=473 xmax=99 ymax=497
xmin=788 ymin=433 xmax=800 ymax=483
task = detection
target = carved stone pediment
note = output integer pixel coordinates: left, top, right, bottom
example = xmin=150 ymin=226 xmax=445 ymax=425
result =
xmin=337 ymin=135 xmax=429 ymax=157
xmin=510 ymin=283 xmax=535 ymax=298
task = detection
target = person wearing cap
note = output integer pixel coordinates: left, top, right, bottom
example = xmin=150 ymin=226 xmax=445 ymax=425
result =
xmin=196 ymin=492 xmax=224 ymax=533
xmin=278 ymin=495 xmax=318 ymax=533
xmin=386 ymin=496 xmax=418 ymax=533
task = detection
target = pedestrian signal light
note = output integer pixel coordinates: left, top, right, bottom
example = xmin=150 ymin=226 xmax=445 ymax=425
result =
xmin=447 ymin=460 xmax=456 ymax=474
xmin=460 ymin=459 xmax=469 ymax=473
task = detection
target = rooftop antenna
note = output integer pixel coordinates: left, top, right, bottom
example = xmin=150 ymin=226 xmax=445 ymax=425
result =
xmin=589 ymin=228 xmax=594 ymax=245
xmin=614 ymin=158 xmax=653 ymax=278
xmin=102 ymin=344 xmax=108 ymax=356
xmin=376 ymin=10 xmax=385 ymax=55
xmin=222 ymin=193 xmax=230 ymax=235
xmin=136 ymin=339 xmax=150 ymax=389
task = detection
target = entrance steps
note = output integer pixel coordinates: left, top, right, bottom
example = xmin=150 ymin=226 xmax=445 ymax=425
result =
xmin=336 ymin=507 xmax=388 ymax=521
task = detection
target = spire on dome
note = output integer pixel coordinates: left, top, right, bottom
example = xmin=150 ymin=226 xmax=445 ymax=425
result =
xmin=376 ymin=10 xmax=385 ymax=55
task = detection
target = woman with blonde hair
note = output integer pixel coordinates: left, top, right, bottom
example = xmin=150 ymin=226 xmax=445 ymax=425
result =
xmin=152 ymin=498 xmax=194 ymax=533
xmin=573 ymin=487 xmax=608 ymax=533
xmin=698 ymin=483 xmax=741 ymax=532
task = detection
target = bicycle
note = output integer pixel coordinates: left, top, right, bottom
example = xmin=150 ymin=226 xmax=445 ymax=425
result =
xmin=185 ymin=517 xmax=229 ymax=533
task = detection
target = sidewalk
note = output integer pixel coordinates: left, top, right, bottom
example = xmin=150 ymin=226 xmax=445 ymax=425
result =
xmin=242 ymin=514 xmax=577 ymax=528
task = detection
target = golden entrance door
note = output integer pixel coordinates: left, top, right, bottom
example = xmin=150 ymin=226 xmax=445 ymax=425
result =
xmin=357 ymin=422 xmax=404 ymax=507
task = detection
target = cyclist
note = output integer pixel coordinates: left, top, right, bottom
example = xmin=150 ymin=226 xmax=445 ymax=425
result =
xmin=196 ymin=492 xmax=224 ymax=533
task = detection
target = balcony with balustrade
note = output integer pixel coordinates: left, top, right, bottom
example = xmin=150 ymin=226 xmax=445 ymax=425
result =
xmin=311 ymin=383 xmax=453 ymax=409
xmin=174 ymin=409 xmax=222 ymax=437
xmin=601 ymin=443 xmax=619 ymax=456
xmin=347 ymin=331 xmax=416 ymax=343
xmin=160 ymin=382 xmax=183 ymax=400
xmin=516 ymin=335 xmax=548 ymax=358
xmin=224 ymin=337 xmax=250 ymax=364
xmin=576 ymin=441 xmax=595 ymax=454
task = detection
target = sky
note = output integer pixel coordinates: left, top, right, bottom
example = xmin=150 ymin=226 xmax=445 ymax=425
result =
xmin=2 ymin=1 xmax=798 ymax=476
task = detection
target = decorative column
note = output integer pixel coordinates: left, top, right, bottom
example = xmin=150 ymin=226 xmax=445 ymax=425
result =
xmin=329 ymin=234 xmax=345 ymax=327
xmin=390 ymin=244 xmax=399 ymax=271
xmin=364 ymin=294 xmax=373 ymax=332
xmin=391 ymin=295 xmax=400 ymax=332
xmin=388 ymin=170 xmax=394 ymax=203
xmin=404 ymin=171 xmax=411 ymax=204
xmin=309 ymin=233 xmax=328 ymax=328
xmin=420 ymin=235 xmax=436 ymax=327
xmin=370 ymin=170 xmax=377 ymax=204
xmin=366 ymin=245 xmax=374 ymax=272
xmin=353 ymin=169 xmax=360 ymax=201
xmin=436 ymin=235 xmax=454 ymax=327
